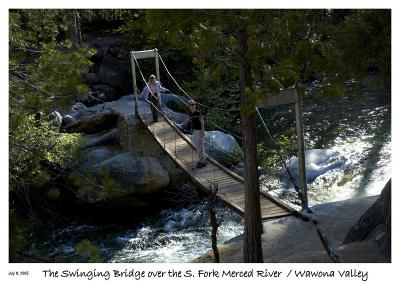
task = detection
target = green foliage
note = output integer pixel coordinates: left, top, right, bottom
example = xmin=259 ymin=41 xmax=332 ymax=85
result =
xmin=104 ymin=174 xmax=120 ymax=198
xmin=10 ymin=45 xmax=94 ymax=114
xmin=47 ymin=187 xmax=61 ymax=200
xmin=240 ymin=87 xmax=259 ymax=117
xmin=69 ymin=165 xmax=121 ymax=203
xmin=117 ymin=10 xmax=152 ymax=50
xmin=334 ymin=9 xmax=391 ymax=88
xmin=257 ymin=134 xmax=297 ymax=169
xmin=75 ymin=239 xmax=102 ymax=263
xmin=9 ymin=10 xmax=95 ymax=115
xmin=47 ymin=132 xmax=85 ymax=166
xmin=9 ymin=10 xmax=67 ymax=51
xmin=9 ymin=116 xmax=84 ymax=192
xmin=319 ymin=82 xmax=347 ymax=98
xmin=8 ymin=10 xmax=91 ymax=231
xmin=126 ymin=9 xmax=391 ymax=151
xmin=9 ymin=210 xmax=27 ymax=262
xmin=69 ymin=172 xmax=98 ymax=202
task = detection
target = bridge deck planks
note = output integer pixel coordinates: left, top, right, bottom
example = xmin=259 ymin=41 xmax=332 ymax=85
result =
xmin=138 ymin=108 xmax=295 ymax=220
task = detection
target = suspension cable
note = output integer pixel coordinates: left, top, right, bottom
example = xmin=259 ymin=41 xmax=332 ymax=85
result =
xmin=255 ymin=107 xmax=304 ymax=201
xmin=158 ymin=54 xmax=239 ymax=112
xmin=132 ymin=54 xmax=165 ymax=115
xmin=158 ymin=54 xmax=243 ymax=142
xmin=138 ymin=51 xmax=339 ymax=263
xmin=161 ymin=104 xmax=242 ymax=164
xmin=138 ymin=53 xmax=300 ymax=190
xmin=134 ymin=54 xmax=241 ymax=173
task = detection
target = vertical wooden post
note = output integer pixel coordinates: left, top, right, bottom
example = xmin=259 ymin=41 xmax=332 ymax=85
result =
xmin=208 ymin=189 xmax=220 ymax=263
xmin=130 ymin=52 xmax=138 ymax=115
xmin=295 ymin=87 xmax=308 ymax=210
xmin=155 ymin=48 xmax=160 ymax=82
xmin=154 ymin=48 xmax=161 ymax=110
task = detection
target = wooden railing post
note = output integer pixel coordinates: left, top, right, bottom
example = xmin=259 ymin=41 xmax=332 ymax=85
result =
xmin=129 ymin=51 xmax=138 ymax=116
xmin=295 ymin=86 xmax=308 ymax=210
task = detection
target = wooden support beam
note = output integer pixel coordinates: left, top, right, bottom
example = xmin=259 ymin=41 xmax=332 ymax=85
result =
xmin=131 ymin=49 xmax=158 ymax=59
xmin=295 ymin=87 xmax=308 ymax=210
xmin=257 ymin=87 xmax=297 ymax=108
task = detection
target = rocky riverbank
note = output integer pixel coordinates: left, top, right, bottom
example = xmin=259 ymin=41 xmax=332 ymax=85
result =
xmin=40 ymin=33 xmax=243 ymax=221
xmin=43 ymin=33 xmax=391 ymax=262
xmin=50 ymin=92 xmax=242 ymax=220
xmin=194 ymin=180 xmax=391 ymax=263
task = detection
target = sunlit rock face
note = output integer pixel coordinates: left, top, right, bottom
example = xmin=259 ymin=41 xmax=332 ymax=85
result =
xmin=93 ymin=153 xmax=170 ymax=195
xmin=63 ymin=95 xmax=189 ymax=210
xmin=194 ymin=194 xmax=390 ymax=263
xmin=186 ymin=131 xmax=243 ymax=166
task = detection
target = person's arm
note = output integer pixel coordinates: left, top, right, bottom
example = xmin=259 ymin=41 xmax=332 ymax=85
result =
xmin=158 ymin=81 xmax=169 ymax=93
xmin=178 ymin=118 xmax=189 ymax=133
xmin=140 ymin=84 xmax=149 ymax=100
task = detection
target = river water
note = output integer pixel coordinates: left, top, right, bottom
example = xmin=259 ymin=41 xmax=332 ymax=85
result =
xmin=27 ymin=90 xmax=391 ymax=263
xmin=258 ymin=90 xmax=391 ymax=208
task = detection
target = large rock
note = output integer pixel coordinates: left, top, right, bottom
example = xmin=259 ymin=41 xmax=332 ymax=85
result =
xmin=84 ymin=94 xmax=105 ymax=107
xmin=92 ymin=84 xmax=118 ymax=101
xmin=90 ymin=47 xmax=109 ymax=63
xmin=63 ymin=97 xmax=138 ymax=135
xmin=71 ymin=102 xmax=87 ymax=112
xmin=83 ymin=73 xmax=100 ymax=85
xmin=93 ymin=153 xmax=170 ymax=194
xmin=62 ymin=114 xmax=75 ymax=126
xmin=161 ymin=94 xmax=189 ymax=124
xmin=343 ymin=179 xmax=391 ymax=258
xmin=47 ymin=111 xmax=62 ymax=128
xmin=193 ymin=194 xmax=389 ymax=263
xmin=188 ymin=131 xmax=243 ymax=166
xmin=87 ymin=35 xmax=125 ymax=49
xmin=84 ymin=128 xmax=118 ymax=148
xmin=63 ymin=109 xmax=120 ymax=134
xmin=80 ymin=147 xmax=116 ymax=169
xmin=205 ymin=131 xmax=243 ymax=166
xmin=118 ymin=94 xmax=134 ymax=101
xmin=98 ymin=54 xmax=131 ymax=93
xmin=285 ymin=149 xmax=345 ymax=184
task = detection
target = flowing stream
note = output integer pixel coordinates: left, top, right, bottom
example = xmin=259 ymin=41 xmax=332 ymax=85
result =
xmin=258 ymin=90 xmax=391 ymax=208
xmin=26 ymin=90 xmax=390 ymax=263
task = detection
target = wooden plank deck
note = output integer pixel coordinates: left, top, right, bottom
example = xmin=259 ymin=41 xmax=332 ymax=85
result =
xmin=137 ymin=105 xmax=295 ymax=220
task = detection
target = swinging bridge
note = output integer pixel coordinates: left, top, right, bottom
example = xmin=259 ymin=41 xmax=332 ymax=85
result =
xmin=130 ymin=49 xmax=298 ymax=220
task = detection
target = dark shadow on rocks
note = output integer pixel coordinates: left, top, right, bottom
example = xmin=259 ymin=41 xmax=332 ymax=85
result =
xmin=63 ymin=110 xmax=120 ymax=134
xmin=343 ymin=179 xmax=391 ymax=259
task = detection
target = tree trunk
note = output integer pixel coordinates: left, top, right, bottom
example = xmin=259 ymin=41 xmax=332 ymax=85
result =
xmin=237 ymin=28 xmax=263 ymax=263
xmin=207 ymin=192 xmax=220 ymax=263
xmin=67 ymin=10 xmax=82 ymax=49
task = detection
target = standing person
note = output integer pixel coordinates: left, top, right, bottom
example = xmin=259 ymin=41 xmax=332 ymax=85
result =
xmin=186 ymin=100 xmax=207 ymax=168
xmin=140 ymin=74 xmax=169 ymax=122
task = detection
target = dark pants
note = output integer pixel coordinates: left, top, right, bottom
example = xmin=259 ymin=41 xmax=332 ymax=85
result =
xmin=149 ymin=93 xmax=160 ymax=121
